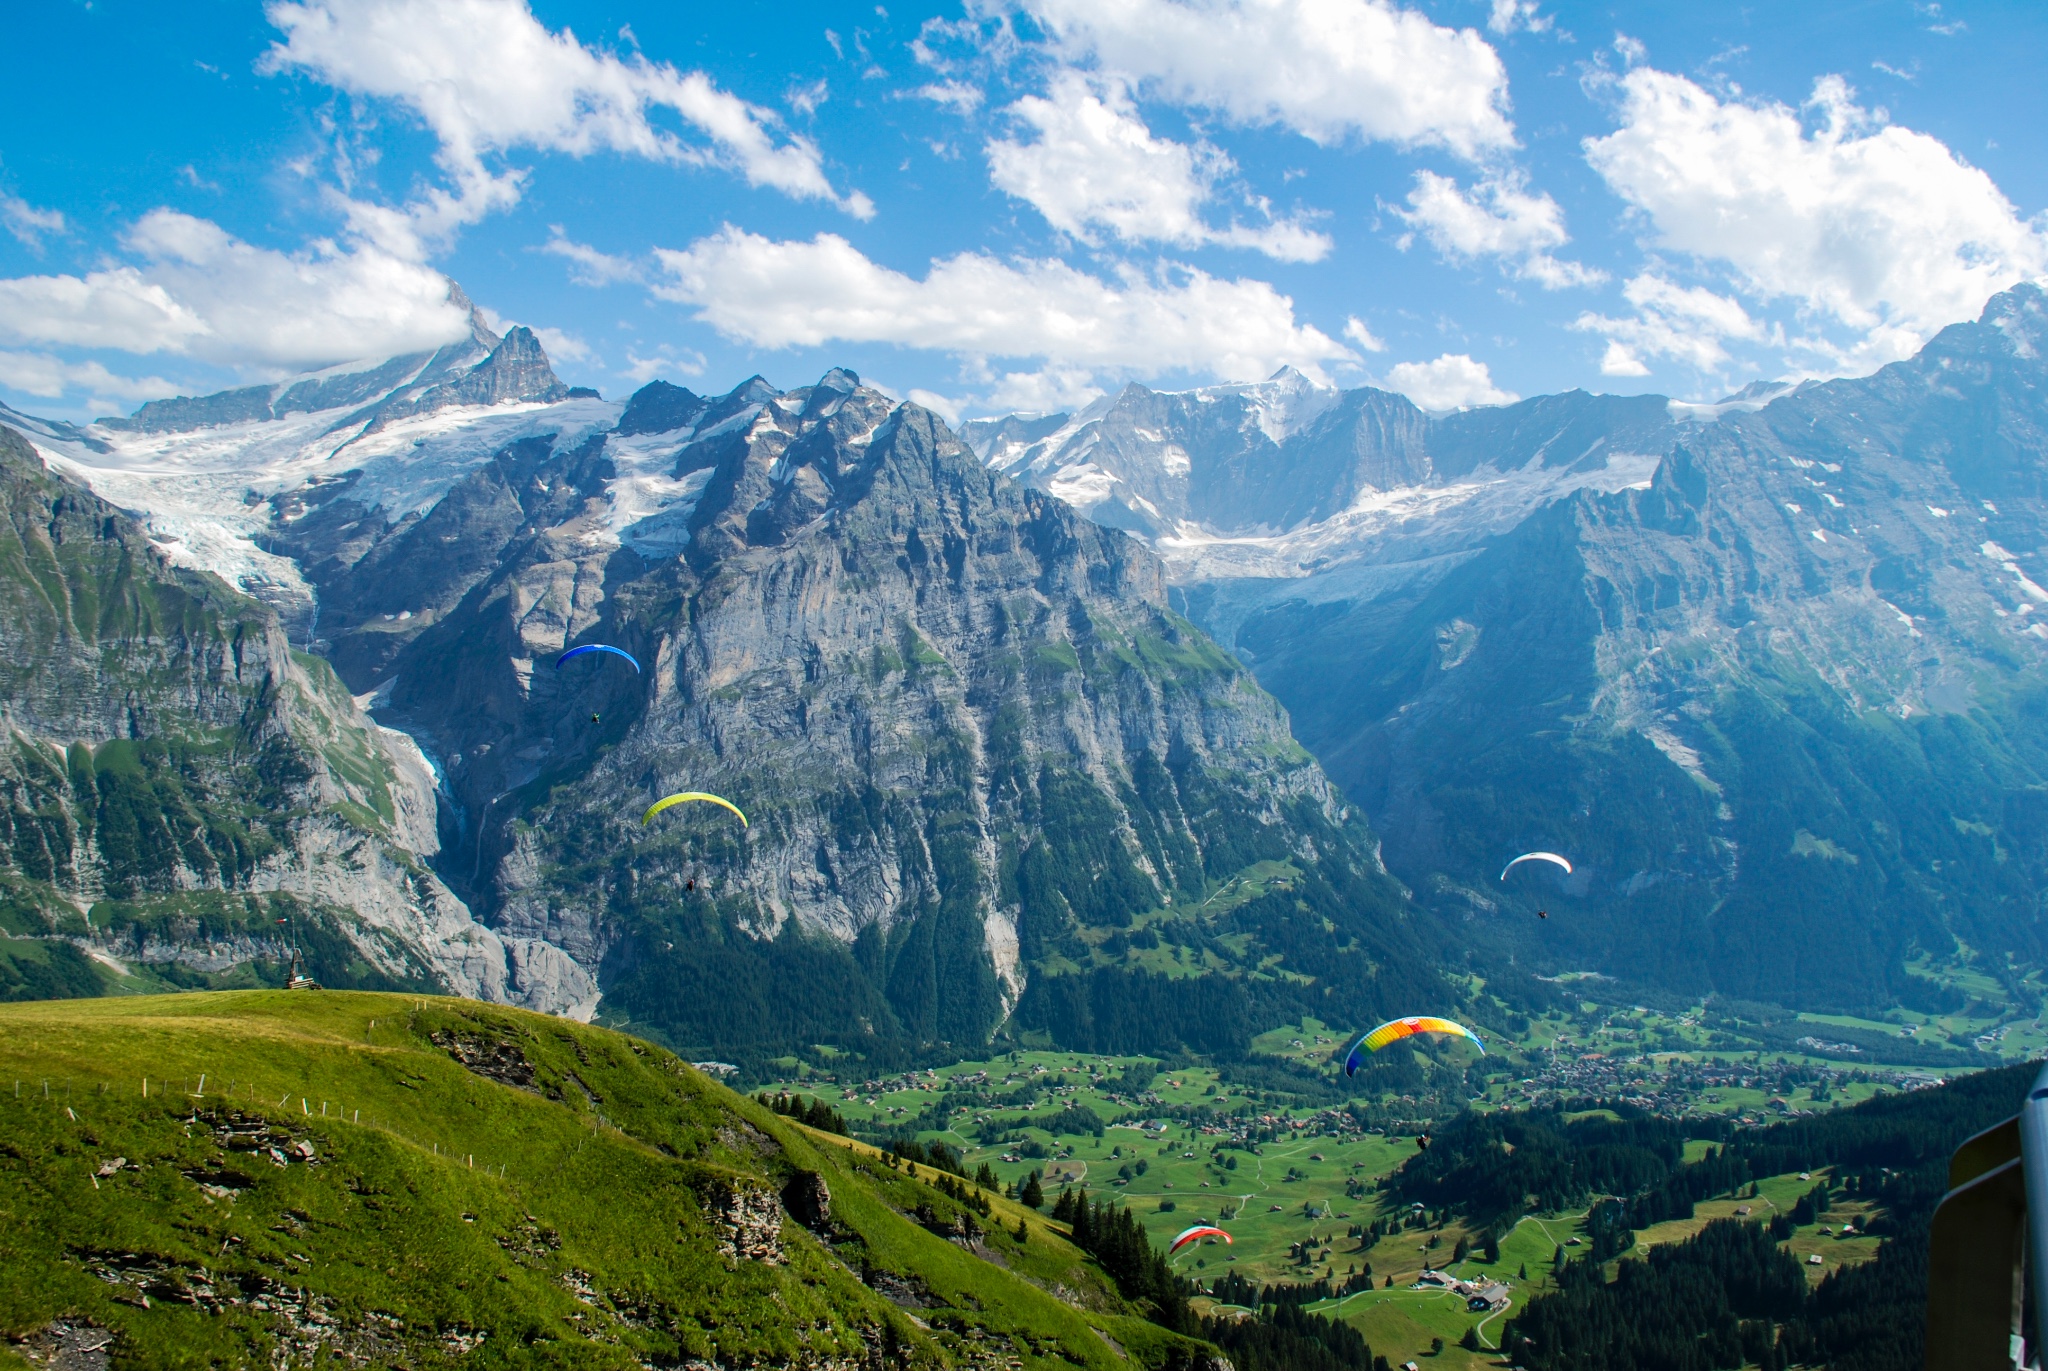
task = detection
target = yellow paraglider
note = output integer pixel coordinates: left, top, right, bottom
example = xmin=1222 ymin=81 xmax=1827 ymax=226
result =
xmin=642 ymin=792 xmax=749 ymax=828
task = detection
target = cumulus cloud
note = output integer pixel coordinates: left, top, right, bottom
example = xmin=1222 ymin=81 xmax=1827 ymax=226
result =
xmin=1384 ymin=353 xmax=1516 ymax=410
xmin=0 ymin=351 xmax=177 ymax=402
xmin=0 ymin=209 xmax=470 ymax=368
xmin=263 ymin=0 xmax=872 ymax=248
xmin=1585 ymin=69 xmax=2048 ymax=371
xmin=1574 ymin=274 xmax=1766 ymax=376
xmin=987 ymin=72 xmax=1329 ymax=261
xmin=1000 ymin=0 xmax=1514 ymax=160
xmin=650 ymin=226 xmax=1351 ymax=384
xmin=1 ymin=194 xmax=66 ymax=252
xmin=1396 ymin=170 xmax=1601 ymax=288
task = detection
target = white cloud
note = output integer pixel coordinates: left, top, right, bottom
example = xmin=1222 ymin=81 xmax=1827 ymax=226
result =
xmin=1573 ymin=274 xmax=1765 ymax=375
xmin=1487 ymin=0 xmax=1550 ymax=35
xmin=788 ymin=78 xmax=829 ymax=117
xmin=0 ymin=351 xmax=177 ymax=402
xmin=987 ymin=71 xmax=1329 ymax=261
xmin=1343 ymin=316 xmax=1386 ymax=352
xmin=906 ymin=387 xmax=965 ymax=424
xmin=912 ymin=80 xmax=985 ymax=114
xmin=1383 ymin=353 xmax=1517 ymax=410
xmin=1585 ymin=69 xmax=2048 ymax=372
xmin=650 ymin=226 xmax=1351 ymax=383
xmin=622 ymin=346 xmax=707 ymax=383
xmin=543 ymin=227 xmax=643 ymax=286
xmin=1396 ymin=170 xmax=1601 ymax=288
xmin=1 ymin=194 xmax=66 ymax=251
xmin=1001 ymin=0 xmax=1514 ymax=159
xmin=530 ymin=326 xmax=593 ymax=364
xmin=0 ymin=209 xmax=470 ymax=368
xmin=980 ymin=364 xmax=1105 ymax=413
xmin=262 ymin=0 xmax=873 ymax=242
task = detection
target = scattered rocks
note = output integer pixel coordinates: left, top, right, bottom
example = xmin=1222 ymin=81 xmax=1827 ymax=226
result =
xmin=430 ymin=1029 xmax=538 ymax=1092
xmin=864 ymin=1270 xmax=936 ymax=1310
xmin=708 ymin=1181 xmax=786 ymax=1265
xmin=10 ymin=1320 xmax=114 ymax=1370
xmin=181 ymin=1163 xmax=254 ymax=1200
xmin=495 ymin=1217 xmax=561 ymax=1262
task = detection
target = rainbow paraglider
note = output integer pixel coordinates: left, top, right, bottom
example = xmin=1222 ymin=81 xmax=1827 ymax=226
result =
xmin=1343 ymin=1017 xmax=1484 ymax=1075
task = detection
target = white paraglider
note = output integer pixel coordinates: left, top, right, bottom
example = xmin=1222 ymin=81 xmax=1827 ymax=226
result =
xmin=1500 ymin=852 xmax=1572 ymax=881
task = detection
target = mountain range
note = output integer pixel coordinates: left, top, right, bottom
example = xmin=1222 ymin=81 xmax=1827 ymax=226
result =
xmin=970 ymin=285 xmax=2048 ymax=1016
xmin=2 ymin=328 xmax=1444 ymax=1067
xmin=6 ymin=283 xmax=2047 ymax=1053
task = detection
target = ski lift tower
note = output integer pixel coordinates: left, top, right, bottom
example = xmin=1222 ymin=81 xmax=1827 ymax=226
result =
xmin=280 ymin=911 xmax=322 ymax=991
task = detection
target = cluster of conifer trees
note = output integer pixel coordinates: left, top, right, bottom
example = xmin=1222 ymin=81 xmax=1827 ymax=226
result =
xmin=1490 ymin=1063 xmax=2038 ymax=1371
xmin=756 ymin=1091 xmax=848 ymax=1135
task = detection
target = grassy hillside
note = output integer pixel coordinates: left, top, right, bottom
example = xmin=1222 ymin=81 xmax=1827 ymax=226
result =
xmin=0 ymin=991 xmax=1213 ymax=1370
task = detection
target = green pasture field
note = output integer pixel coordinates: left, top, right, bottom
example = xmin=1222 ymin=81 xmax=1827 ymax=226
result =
xmin=759 ymin=1010 xmax=1927 ymax=1369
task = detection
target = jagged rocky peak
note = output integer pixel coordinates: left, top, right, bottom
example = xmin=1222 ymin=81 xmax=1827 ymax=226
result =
xmin=355 ymin=322 xmax=570 ymax=433
xmin=91 ymin=279 xmax=572 ymax=437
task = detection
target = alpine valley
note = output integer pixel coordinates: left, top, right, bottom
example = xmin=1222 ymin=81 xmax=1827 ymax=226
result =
xmin=7 ymin=283 xmax=2048 ymax=1064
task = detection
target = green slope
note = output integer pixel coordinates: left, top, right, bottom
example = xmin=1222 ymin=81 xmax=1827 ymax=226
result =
xmin=0 ymin=991 xmax=1213 ymax=1370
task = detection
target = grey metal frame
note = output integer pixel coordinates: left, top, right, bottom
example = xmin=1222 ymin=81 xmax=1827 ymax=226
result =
xmin=1926 ymin=1062 xmax=2048 ymax=1369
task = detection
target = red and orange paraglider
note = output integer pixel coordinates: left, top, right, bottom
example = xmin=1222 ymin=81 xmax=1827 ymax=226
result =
xmin=1169 ymin=1224 xmax=1232 ymax=1255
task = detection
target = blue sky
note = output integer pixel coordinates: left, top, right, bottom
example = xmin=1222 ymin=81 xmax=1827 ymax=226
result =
xmin=3 ymin=0 xmax=2045 ymax=422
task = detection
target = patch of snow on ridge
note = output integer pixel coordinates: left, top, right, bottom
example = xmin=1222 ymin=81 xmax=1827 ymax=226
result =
xmin=1046 ymin=462 xmax=1123 ymax=513
xmin=1153 ymin=449 xmax=1665 ymax=583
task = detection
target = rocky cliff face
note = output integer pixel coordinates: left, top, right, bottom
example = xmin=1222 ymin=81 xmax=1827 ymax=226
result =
xmin=307 ymin=369 xmax=1439 ymax=1061
xmin=0 ymin=424 xmax=595 ymax=1014
xmin=986 ymin=286 xmax=2048 ymax=1016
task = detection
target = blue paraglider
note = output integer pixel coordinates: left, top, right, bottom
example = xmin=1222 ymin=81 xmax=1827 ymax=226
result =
xmin=555 ymin=644 xmax=641 ymax=674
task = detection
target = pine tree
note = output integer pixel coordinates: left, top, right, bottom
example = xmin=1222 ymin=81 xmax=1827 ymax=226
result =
xmin=1460 ymin=1327 xmax=1480 ymax=1351
xmin=1021 ymin=1170 xmax=1045 ymax=1210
